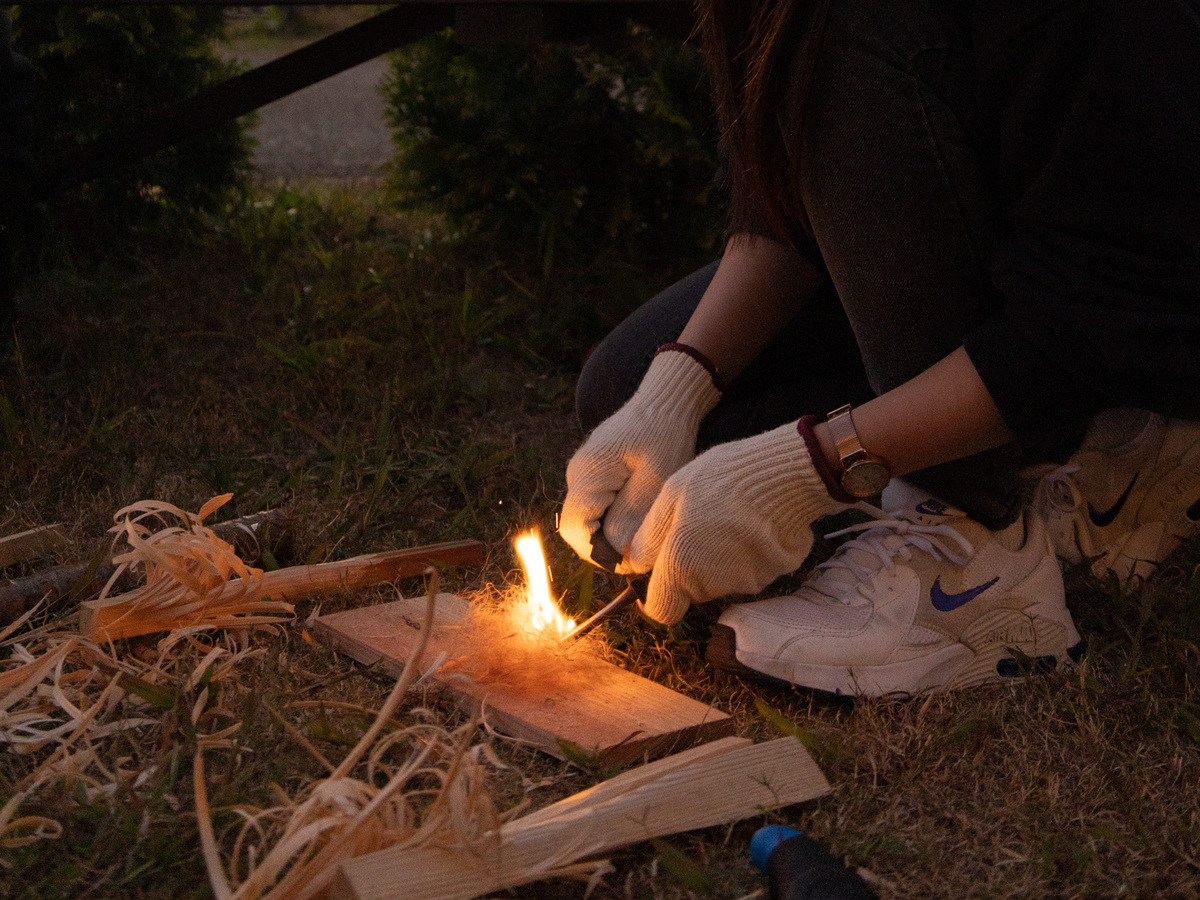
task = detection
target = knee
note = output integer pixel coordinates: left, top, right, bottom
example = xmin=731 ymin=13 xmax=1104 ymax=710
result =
xmin=574 ymin=261 xmax=720 ymax=431
xmin=575 ymin=339 xmax=650 ymax=432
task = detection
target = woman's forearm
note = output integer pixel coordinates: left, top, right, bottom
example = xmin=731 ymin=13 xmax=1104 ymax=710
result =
xmin=678 ymin=233 xmax=825 ymax=380
xmin=677 ymin=237 xmax=1012 ymax=481
xmin=814 ymin=346 xmax=1014 ymax=479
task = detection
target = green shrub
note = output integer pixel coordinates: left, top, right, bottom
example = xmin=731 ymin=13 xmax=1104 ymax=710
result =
xmin=10 ymin=5 xmax=253 ymax=249
xmin=382 ymin=24 xmax=725 ymax=270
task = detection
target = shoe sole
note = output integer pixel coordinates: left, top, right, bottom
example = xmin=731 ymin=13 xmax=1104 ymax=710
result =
xmin=708 ymin=609 xmax=1085 ymax=698
xmin=1101 ymin=520 xmax=1168 ymax=580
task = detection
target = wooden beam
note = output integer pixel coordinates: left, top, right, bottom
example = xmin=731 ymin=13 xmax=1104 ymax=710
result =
xmin=331 ymin=735 xmax=830 ymax=900
xmin=312 ymin=592 xmax=734 ymax=767
xmin=39 ymin=5 xmax=454 ymax=197
xmin=0 ymin=524 xmax=69 ymax=569
xmin=82 ymin=540 xmax=484 ymax=642
xmin=38 ymin=3 xmax=695 ymax=196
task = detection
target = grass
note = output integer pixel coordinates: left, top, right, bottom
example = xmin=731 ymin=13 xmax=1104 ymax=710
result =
xmin=3 ymin=180 xmax=1200 ymax=899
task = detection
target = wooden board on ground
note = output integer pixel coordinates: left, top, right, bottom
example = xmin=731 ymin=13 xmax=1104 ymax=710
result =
xmin=83 ymin=540 xmax=485 ymax=642
xmin=0 ymin=524 xmax=69 ymax=569
xmin=313 ymin=593 xmax=735 ymax=767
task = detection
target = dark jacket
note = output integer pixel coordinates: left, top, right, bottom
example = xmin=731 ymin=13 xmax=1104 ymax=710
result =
xmin=729 ymin=0 xmax=1200 ymax=444
xmin=961 ymin=0 xmax=1200 ymax=442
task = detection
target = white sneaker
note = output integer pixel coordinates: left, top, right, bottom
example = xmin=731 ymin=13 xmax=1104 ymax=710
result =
xmin=708 ymin=481 xmax=1084 ymax=696
xmin=1032 ymin=409 xmax=1200 ymax=581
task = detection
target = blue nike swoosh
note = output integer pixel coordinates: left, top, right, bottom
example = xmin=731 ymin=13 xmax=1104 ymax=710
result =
xmin=930 ymin=575 xmax=999 ymax=612
xmin=1087 ymin=474 xmax=1138 ymax=527
xmin=1187 ymin=497 xmax=1200 ymax=522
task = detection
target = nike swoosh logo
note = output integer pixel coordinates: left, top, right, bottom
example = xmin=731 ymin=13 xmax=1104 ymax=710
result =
xmin=1088 ymin=475 xmax=1138 ymax=527
xmin=915 ymin=500 xmax=949 ymax=516
xmin=1187 ymin=497 xmax=1200 ymax=522
xmin=930 ymin=576 xmax=999 ymax=612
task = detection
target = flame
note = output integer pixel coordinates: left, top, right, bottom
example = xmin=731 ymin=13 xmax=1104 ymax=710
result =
xmin=513 ymin=530 xmax=575 ymax=636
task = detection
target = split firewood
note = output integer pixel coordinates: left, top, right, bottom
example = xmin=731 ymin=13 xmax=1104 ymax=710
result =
xmin=331 ymin=735 xmax=831 ymax=900
xmin=0 ymin=524 xmax=69 ymax=569
xmin=0 ymin=509 xmax=292 ymax=627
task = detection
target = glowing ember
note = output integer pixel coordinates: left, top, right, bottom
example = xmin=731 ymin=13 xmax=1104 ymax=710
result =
xmin=514 ymin=531 xmax=575 ymax=636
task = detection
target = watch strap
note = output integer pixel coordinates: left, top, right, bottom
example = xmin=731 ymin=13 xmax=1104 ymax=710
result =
xmin=797 ymin=415 xmax=858 ymax=504
xmin=826 ymin=404 xmax=868 ymax=465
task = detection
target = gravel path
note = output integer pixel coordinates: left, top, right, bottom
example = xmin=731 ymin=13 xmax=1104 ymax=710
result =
xmin=223 ymin=45 xmax=394 ymax=179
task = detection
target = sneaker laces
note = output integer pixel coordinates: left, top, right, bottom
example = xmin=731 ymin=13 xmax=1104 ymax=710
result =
xmin=811 ymin=506 xmax=977 ymax=602
xmin=1030 ymin=462 xmax=1097 ymax=559
xmin=1030 ymin=462 xmax=1084 ymax=513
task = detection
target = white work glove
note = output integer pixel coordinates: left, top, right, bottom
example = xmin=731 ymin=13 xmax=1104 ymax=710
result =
xmin=560 ymin=347 xmax=722 ymax=568
xmin=628 ymin=420 xmax=847 ymax=624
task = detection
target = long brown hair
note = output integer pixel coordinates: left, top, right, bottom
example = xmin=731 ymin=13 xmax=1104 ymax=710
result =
xmin=695 ymin=0 xmax=832 ymax=246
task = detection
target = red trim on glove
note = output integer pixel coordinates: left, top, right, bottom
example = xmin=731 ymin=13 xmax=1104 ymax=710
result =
xmin=797 ymin=415 xmax=858 ymax=504
xmin=655 ymin=342 xmax=725 ymax=393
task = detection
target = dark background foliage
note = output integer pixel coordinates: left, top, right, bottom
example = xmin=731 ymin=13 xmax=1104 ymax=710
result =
xmin=9 ymin=5 xmax=253 ymax=257
xmin=382 ymin=23 xmax=725 ymax=271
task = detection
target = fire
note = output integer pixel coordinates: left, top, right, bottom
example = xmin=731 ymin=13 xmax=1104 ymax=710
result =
xmin=513 ymin=530 xmax=575 ymax=637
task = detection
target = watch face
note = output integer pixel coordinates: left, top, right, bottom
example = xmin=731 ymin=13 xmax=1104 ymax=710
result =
xmin=842 ymin=459 xmax=891 ymax=498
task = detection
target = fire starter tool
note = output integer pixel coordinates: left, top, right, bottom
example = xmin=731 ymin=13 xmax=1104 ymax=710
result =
xmin=560 ymin=527 xmax=647 ymax=643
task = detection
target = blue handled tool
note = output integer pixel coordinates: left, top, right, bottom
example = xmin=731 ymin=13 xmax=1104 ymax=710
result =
xmin=750 ymin=826 xmax=877 ymax=900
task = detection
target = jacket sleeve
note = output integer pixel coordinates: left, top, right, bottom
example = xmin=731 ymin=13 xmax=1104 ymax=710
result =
xmin=962 ymin=0 xmax=1200 ymax=442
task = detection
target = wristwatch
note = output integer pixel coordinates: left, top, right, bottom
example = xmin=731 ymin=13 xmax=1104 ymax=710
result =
xmin=826 ymin=404 xmax=892 ymax=498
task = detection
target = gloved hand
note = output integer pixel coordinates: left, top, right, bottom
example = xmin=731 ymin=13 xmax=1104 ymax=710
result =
xmin=628 ymin=420 xmax=847 ymax=624
xmin=560 ymin=347 xmax=721 ymax=568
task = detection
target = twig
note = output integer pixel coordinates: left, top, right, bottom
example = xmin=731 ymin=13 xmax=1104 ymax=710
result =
xmin=0 ymin=525 xmax=69 ymax=569
xmin=331 ymin=570 xmax=438 ymax=781
xmin=264 ymin=703 xmax=335 ymax=774
xmin=194 ymin=748 xmax=234 ymax=900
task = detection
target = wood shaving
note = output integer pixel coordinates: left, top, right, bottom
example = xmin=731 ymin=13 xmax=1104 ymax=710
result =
xmin=193 ymin=570 xmax=530 ymax=900
xmin=437 ymin=582 xmax=612 ymax=697
xmin=0 ymin=498 xmax=288 ymax=865
xmin=83 ymin=494 xmax=293 ymax=635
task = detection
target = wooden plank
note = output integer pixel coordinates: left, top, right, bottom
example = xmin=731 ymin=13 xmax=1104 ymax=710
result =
xmin=331 ymin=736 xmax=830 ymax=900
xmin=0 ymin=525 xmax=69 ymax=569
xmin=312 ymin=592 xmax=734 ymax=768
xmin=83 ymin=540 xmax=484 ymax=642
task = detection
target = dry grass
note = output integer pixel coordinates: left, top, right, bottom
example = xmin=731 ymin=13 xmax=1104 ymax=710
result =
xmin=3 ymin=179 xmax=1199 ymax=900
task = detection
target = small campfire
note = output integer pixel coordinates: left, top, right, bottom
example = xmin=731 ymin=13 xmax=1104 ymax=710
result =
xmin=511 ymin=529 xmax=575 ymax=638
xmin=429 ymin=528 xmax=597 ymax=694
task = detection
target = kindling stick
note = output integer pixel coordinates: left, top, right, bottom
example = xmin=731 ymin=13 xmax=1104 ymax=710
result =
xmin=81 ymin=540 xmax=484 ymax=642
